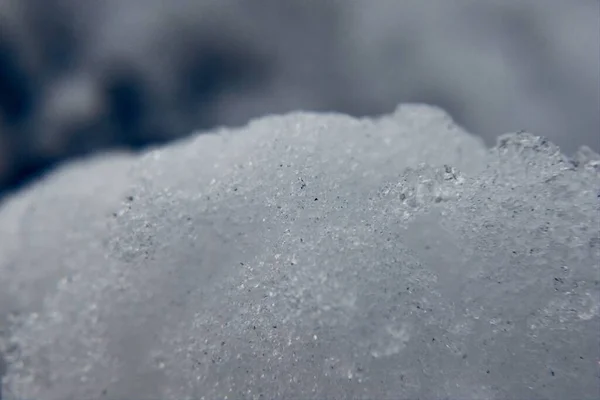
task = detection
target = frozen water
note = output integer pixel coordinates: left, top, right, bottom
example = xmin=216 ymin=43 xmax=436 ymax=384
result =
xmin=0 ymin=105 xmax=598 ymax=399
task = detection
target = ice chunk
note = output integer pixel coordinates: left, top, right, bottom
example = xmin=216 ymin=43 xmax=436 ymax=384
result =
xmin=1 ymin=106 xmax=598 ymax=399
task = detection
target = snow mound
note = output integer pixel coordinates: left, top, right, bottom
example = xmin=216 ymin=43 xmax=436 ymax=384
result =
xmin=1 ymin=105 xmax=598 ymax=399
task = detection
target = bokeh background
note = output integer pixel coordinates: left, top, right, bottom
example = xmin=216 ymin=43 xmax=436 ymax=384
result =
xmin=0 ymin=0 xmax=598 ymax=195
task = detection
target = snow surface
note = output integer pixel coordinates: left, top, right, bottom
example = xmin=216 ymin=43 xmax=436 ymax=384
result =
xmin=0 ymin=104 xmax=599 ymax=399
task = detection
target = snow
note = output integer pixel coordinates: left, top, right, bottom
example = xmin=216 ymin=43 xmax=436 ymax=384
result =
xmin=1 ymin=104 xmax=599 ymax=399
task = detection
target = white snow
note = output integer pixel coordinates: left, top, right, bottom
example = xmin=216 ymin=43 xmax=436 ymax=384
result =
xmin=1 ymin=104 xmax=598 ymax=399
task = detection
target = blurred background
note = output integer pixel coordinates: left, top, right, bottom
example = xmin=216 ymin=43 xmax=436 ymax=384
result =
xmin=0 ymin=0 xmax=598 ymax=196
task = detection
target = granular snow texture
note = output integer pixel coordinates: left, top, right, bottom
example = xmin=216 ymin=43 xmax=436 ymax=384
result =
xmin=0 ymin=105 xmax=599 ymax=399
